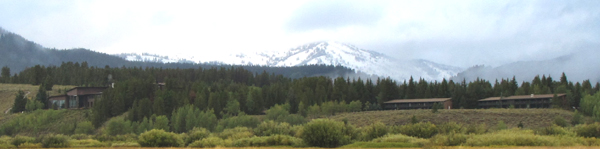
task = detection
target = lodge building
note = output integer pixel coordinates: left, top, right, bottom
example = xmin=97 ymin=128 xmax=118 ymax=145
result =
xmin=383 ymin=98 xmax=452 ymax=110
xmin=478 ymin=94 xmax=566 ymax=109
xmin=48 ymin=87 xmax=107 ymax=109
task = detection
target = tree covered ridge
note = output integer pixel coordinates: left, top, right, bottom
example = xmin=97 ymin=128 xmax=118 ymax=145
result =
xmin=2 ymin=63 xmax=599 ymax=128
xmin=1 ymin=29 xmax=364 ymax=80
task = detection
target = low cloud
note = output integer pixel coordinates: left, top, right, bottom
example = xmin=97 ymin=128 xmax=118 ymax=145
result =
xmin=285 ymin=0 xmax=386 ymax=32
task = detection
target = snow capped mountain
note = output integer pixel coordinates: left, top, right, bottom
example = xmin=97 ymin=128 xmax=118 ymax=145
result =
xmin=115 ymin=41 xmax=463 ymax=81
xmin=225 ymin=41 xmax=463 ymax=81
xmin=115 ymin=53 xmax=195 ymax=63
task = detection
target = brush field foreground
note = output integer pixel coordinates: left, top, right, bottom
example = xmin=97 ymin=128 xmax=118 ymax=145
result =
xmin=327 ymin=109 xmax=581 ymax=128
xmin=31 ymin=147 xmax=600 ymax=149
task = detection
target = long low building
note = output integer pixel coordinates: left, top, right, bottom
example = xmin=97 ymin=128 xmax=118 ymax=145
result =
xmin=49 ymin=87 xmax=107 ymax=109
xmin=478 ymin=94 xmax=566 ymax=109
xmin=383 ymin=98 xmax=452 ymax=110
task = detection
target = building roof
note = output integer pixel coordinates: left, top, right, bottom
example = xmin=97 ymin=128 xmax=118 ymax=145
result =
xmin=65 ymin=87 xmax=108 ymax=92
xmin=479 ymin=94 xmax=566 ymax=101
xmin=48 ymin=94 xmax=68 ymax=100
xmin=384 ymin=98 xmax=451 ymax=104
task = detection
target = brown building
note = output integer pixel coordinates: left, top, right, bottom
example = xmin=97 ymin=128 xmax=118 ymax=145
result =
xmin=383 ymin=98 xmax=452 ymax=110
xmin=49 ymin=87 xmax=107 ymax=109
xmin=478 ymin=94 xmax=566 ymax=109
xmin=49 ymin=95 xmax=68 ymax=109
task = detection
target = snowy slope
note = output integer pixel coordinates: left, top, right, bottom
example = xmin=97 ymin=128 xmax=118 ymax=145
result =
xmin=224 ymin=41 xmax=464 ymax=81
xmin=115 ymin=53 xmax=195 ymax=63
xmin=115 ymin=41 xmax=464 ymax=81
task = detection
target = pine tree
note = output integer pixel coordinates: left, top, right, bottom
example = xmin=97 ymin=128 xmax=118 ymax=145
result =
xmin=153 ymin=97 xmax=165 ymax=116
xmin=560 ymin=72 xmax=568 ymax=86
xmin=138 ymin=98 xmax=153 ymax=121
xmin=34 ymin=84 xmax=48 ymax=108
xmin=1 ymin=66 xmax=10 ymax=83
xmin=208 ymin=92 xmax=222 ymax=116
xmin=43 ymin=75 xmax=54 ymax=91
xmin=194 ymin=89 xmax=208 ymax=111
xmin=224 ymin=95 xmax=240 ymax=116
xmin=11 ymin=91 xmax=27 ymax=113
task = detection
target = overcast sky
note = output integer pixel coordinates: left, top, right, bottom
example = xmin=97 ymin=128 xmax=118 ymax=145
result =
xmin=1 ymin=0 xmax=599 ymax=67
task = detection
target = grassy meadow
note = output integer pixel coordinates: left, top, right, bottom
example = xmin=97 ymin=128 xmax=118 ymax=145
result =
xmin=0 ymin=83 xmax=75 ymax=116
xmin=327 ymin=108 xmax=589 ymax=128
xmin=2 ymin=83 xmax=600 ymax=148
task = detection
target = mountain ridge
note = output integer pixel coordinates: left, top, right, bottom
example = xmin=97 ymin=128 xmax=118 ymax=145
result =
xmin=223 ymin=41 xmax=465 ymax=81
xmin=0 ymin=27 xmax=363 ymax=79
xmin=451 ymin=50 xmax=600 ymax=83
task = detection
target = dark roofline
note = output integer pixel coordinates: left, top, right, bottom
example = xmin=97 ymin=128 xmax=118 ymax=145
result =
xmin=479 ymin=94 xmax=566 ymax=101
xmin=48 ymin=94 xmax=68 ymax=98
xmin=66 ymin=87 xmax=108 ymax=92
xmin=384 ymin=98 xmax=451 ymax=104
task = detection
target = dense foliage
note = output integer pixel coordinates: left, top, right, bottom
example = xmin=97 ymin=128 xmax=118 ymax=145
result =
xmin=301 ymin=119 xmax=350 ymax=147
xmin=137 ymin=129 xmax=183 ymax=147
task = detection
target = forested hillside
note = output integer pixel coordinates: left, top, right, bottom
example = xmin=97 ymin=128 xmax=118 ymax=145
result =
xmin=1 ymin=63 xmax=600 ymax=148
xmin=2 ymin=63 xmax=599 ymax=126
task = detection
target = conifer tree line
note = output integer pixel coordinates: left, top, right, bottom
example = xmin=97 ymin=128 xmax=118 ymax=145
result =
xmin=2 ymin=63 xmax=600 ymax=127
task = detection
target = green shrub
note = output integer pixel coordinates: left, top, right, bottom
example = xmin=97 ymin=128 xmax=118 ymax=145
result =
xmin=216 ymin=113 xmax=260 ymax=131
xmin=255 ymin=121 xmax=292 ymax=136
xmin=70 ymin=134 xmax=91 ymax=140
xmin=40 ymin=134 xmax=70 ymax=148
xmin=0 ymin=110 xmax=67 ymax=135
xmin=301 ymin=119 xmax=349 ymax=147
xmin=137 ymin=129 xmax=183 ymax=147
xmin=280 ymin=114 xmax=307 ymax=125
xmin=438 ymin=122 xmax=465 ymax=134
xmin=58 ymin=121 xmax=76 ymax=135
xmin=341 ymin=142 xmax=420 ymax=148
xmin=496 ymin=120 xmax=508 ymax=130
xmin=188 ymin=137 xmax=230 ymax=148
xmin=219 ymin=127 xmax=254 ymax=140
xmin=574 ymin=122 xmax=600 ymax=138
xmin=185 ymin=127 xmax=211 ymax=145
xmin=464 ymin=129 xmax=599 ymax=146
xmin=429 ymin=133 xmax=468 ymax=146
xmin=572 ymin=110 xmax=584 ymax=126
xmin=11 ymin=135 xmax=34 ymax=147
xmin=94 ymin=133 xmax=137 ymax=142
xmin=0 ymin=136 xmax=14 ymax=148
xmin=290 ymin=125 xmax=303 ymax=138
xmin=518 ymin=121 xmax=524 ymax=128
xmin=394 ymin=122 xmax=438 ymax=138
xmin=105 ymin=117 xmax=132 ymax=135
xmin=536 ymin=125 xmax=575 ymax=136
xmin=410 ymin=115 xmax=418 ymax=124
xmin=466 ymin=123 xmax=488 ymax=134
xmin=371 ymin=134 xmax=429 ymax=147
xmin=465 ymin=129 xmax=552 ymax=146
xmin=232 ymin=135 xmax=304 ymax=147
xmin=462 ymin=129 xmax=590 ymax=146
xmin=554 ymin=116 xmax=569 ymax=127
xmin=307 ymin=104 xmax=321 ymax=118
xmin=18 ymin=142 xmax=42 ymax=148
xmin=74 ymin=121 xmax=95 ymax=135
xmin=343 ymin=123 xmax=361 ymax=141
xmin=266 ymin=104 xmax=290 ymax=121
xmin=361 ymin=121 xmax=388 ymax=141
xmin=153 ymin=115 xmax=171 ymax=131
xmin=70 ymin=139 xmax=108 ymax=147
xmin=110 ymin=142 xmax=141 ymax=147
xmin=171 ymin=105 xmax=217 ymax=133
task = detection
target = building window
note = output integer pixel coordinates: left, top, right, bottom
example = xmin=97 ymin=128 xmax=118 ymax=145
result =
xmin=70 ymin=96 xmax=77 ymax=108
